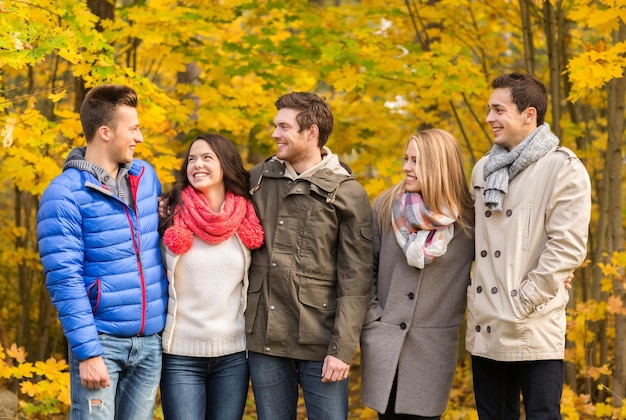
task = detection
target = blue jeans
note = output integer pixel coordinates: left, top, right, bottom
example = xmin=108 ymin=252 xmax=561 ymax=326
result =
xmin=471 ymin=356 xmax=564 ymax=420
xmin=248 ymin=351 xmax=348 ymax=420
xmin=160 ymin=351 xmax=249 ymax=420
xmin=68 ymin=334 xmax=162 ymax=420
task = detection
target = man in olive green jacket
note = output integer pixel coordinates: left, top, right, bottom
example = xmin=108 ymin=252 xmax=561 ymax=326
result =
xmin=245 ymin=92 xmax=373 ymax=420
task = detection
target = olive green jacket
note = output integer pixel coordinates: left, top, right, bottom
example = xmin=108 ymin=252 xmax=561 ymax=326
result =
xmin=245 ymin=151 xmax=373 ymax=363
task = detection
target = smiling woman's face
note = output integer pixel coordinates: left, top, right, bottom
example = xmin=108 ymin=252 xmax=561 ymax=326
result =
xmin=403 ymin=140 xmax=421 ymax=193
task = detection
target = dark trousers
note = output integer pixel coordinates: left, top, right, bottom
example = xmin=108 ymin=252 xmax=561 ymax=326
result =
xmin=378 ymin=372 xmax=440 ymax=420
xmin=471 ymin=356 xmax=564 ymax=420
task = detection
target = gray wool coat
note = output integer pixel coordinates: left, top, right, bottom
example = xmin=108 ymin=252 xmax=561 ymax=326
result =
xmin=360 ymin=196 xmax=474 ymax=417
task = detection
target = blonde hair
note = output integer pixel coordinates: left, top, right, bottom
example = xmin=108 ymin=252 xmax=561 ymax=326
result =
xmin=377 ymin=129 xmax=474 ymax=235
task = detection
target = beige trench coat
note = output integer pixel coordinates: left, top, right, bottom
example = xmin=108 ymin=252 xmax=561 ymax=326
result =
xmin=466 ymin=146 xmax=591 ymax=361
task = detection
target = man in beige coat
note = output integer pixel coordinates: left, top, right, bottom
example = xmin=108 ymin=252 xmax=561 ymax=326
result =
xmin=466 ymin=72 xmax=591 ymax=419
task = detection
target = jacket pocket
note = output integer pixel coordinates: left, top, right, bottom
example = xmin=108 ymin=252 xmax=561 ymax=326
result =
xmin=245 ymin=264 xmax=265 ymax=333
xmin=297 ymin=283 xmax=337 ymax=344
xmin=86 ymin=279 xmax=101 ymax=314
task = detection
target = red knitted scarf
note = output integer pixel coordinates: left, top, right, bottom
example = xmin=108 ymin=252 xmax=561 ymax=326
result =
xmin=163 ymin=186 xmax=264 ymax=255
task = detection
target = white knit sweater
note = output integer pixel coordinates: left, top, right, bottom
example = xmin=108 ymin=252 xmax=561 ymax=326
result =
xmin=161 ymin=235 xmax=251 ymax=357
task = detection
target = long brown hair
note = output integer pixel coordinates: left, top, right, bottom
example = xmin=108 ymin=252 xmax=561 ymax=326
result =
xmin=377 ymin=129 xmax=474 ymax=235
xmin=159 ymin=134 xmax=250 ymax=235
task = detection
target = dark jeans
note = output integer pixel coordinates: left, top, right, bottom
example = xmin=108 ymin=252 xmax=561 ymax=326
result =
xmin=248 ymin=351 xmax=348 ymax=420
xmin=160 ymin=351 xmax=249 ymax=420
xmin=378 ymin=372 xmax=440 ymax=420
xmin=471 ymin=356 xmax=564 ymax=420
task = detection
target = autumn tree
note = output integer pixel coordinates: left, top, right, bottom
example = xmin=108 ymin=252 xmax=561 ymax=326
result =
xmin=1 ymin=0 xmax=625 ymax=418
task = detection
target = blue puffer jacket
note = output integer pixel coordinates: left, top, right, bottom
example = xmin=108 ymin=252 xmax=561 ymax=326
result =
xmin=37 ymin=159 xmax=168 ymax=362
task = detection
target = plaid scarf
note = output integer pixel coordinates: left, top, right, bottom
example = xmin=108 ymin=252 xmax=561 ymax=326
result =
xmin=163 ymin=186 xmax=264 ymax=255
xmin=391 ymin=191 xmax=455 ymax=269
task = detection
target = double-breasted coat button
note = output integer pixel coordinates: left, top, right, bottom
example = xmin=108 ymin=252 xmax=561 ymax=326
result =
xmin=491 ymin=287 xmax=498 ymax=294
xmin=487 ymin=326 xmax=491 ymax=333
xmin=506 ymin=209 xmax=513 ymax=217
xmin=485 ymin=210 xmax=492 ymax=217
xmin=408 ymin=293 xmax=415 ymax=300
xmin=475 ymin=325 xmax=481 ymax=332
xmin=480 ymin=250 xmax=488 ymax=257
xmin=477 ymin=286 xmax=483 ymax=293
xmin=494 ymin=251 xmax=501 ymax=258
xmin=400 ymin=323 xmax=407 ymax=330
xmin=511 ymin=290 xmax=518 ymax=297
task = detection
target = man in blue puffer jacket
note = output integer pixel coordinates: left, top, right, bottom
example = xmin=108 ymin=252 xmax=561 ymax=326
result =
xmin=37 ymin=84 xmax=168 ymax=420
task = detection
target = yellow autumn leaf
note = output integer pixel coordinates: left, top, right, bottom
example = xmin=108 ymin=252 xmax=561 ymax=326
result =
xmin=9 ymin=362 xmax=34 ymax=379
xmin=6 ymin=343 xmax=27 ymax=363
xmin=610 ymin=250 xmax=626 ymax=267
xmin=20 ymin=380 xmax=37 ymax=398
xmin=597 ymin=262 xmax=621 ymax=279
xmin=607 ymin=296 xmax=626 ymax=315
xmin=327 ymin=64 xmax=365 ymax=92
xmin=594 ymin=402 xmax=614 ymax=418
xmin=48 ymin=90 xmax=67 ymax=103
xmin=587 ymin=364 xmax=611 ymax=380
xmin=1 ymin=116 xmax=16 ymax=148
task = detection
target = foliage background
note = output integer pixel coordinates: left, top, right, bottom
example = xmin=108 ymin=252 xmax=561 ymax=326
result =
xmin=1 ymin=0 xmax=625 ymax=418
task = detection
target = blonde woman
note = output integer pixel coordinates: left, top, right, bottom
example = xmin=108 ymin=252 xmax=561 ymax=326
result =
xmin=360 ymin=129 xmax=474 ymax=419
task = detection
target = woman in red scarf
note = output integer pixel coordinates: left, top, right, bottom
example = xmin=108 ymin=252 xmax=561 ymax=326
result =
xmin=158 ymin=134 xmax=264 ymax=420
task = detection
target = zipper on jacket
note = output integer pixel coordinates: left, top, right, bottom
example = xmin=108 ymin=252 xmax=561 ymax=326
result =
xmin=86 ymin=168 xmax=149 ymax=336
xmin=127 ymin=168 xmax=147 ymax=336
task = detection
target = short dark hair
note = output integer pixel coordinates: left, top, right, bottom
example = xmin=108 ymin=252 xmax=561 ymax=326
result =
xmin=491 ymin=72 xmax=548 ymax=125
xmin=159 ymin=134 xmax=251 ymax=235
xmin=80 ymin=84 xmax=138 ymax=142
xmin=275 ymin=92 xmax=334 ymax=147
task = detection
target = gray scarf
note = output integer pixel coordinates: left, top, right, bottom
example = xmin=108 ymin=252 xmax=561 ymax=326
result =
xmin=483 ymin=123 xmax=559 ymax=211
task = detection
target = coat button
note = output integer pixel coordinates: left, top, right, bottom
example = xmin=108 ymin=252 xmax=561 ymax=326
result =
xmin=511 ymin=290 xmax=518 ymax=297
xmin=475 ymin=325 xmax=481 ymax=332
xmin=485 ymin=210 xmax=492 ymax=217
xmin=400 ymin=322 xmax=407 ymax=330
xmin=271 ymin=262 xmax=277 ymax=267
xmin=408 ymin=293 xmax=415 ymax=300
xmin=278 ymin=220 xmax=284 ymax=225
xmin=487 ymin=326 xmax=491 ymax=333
xmin=480 ymin=250 xmax=487 ymax=257
xmin=477 ymin=286 xmax=482 ymax=293
xmin=270 ymin=305 xmax=276 ymax=310
xmin=491 ymin=287 xmax=498 ymax=294
xmin=506 ymin=209 xmax=513 ymax=217
xmin=265 ymin=347 xmax=271 ymax=352
xmin=494 ymin=251 xmax=501 ymax=258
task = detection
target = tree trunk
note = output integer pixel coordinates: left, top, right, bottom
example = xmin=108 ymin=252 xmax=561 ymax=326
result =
xmin=543 ymin=0 xmax=562 ymax=138
xmin=608 ymin=19 xmax=626 ymax=409
xmin=519 ymin=0 xmax=535 ymax=74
